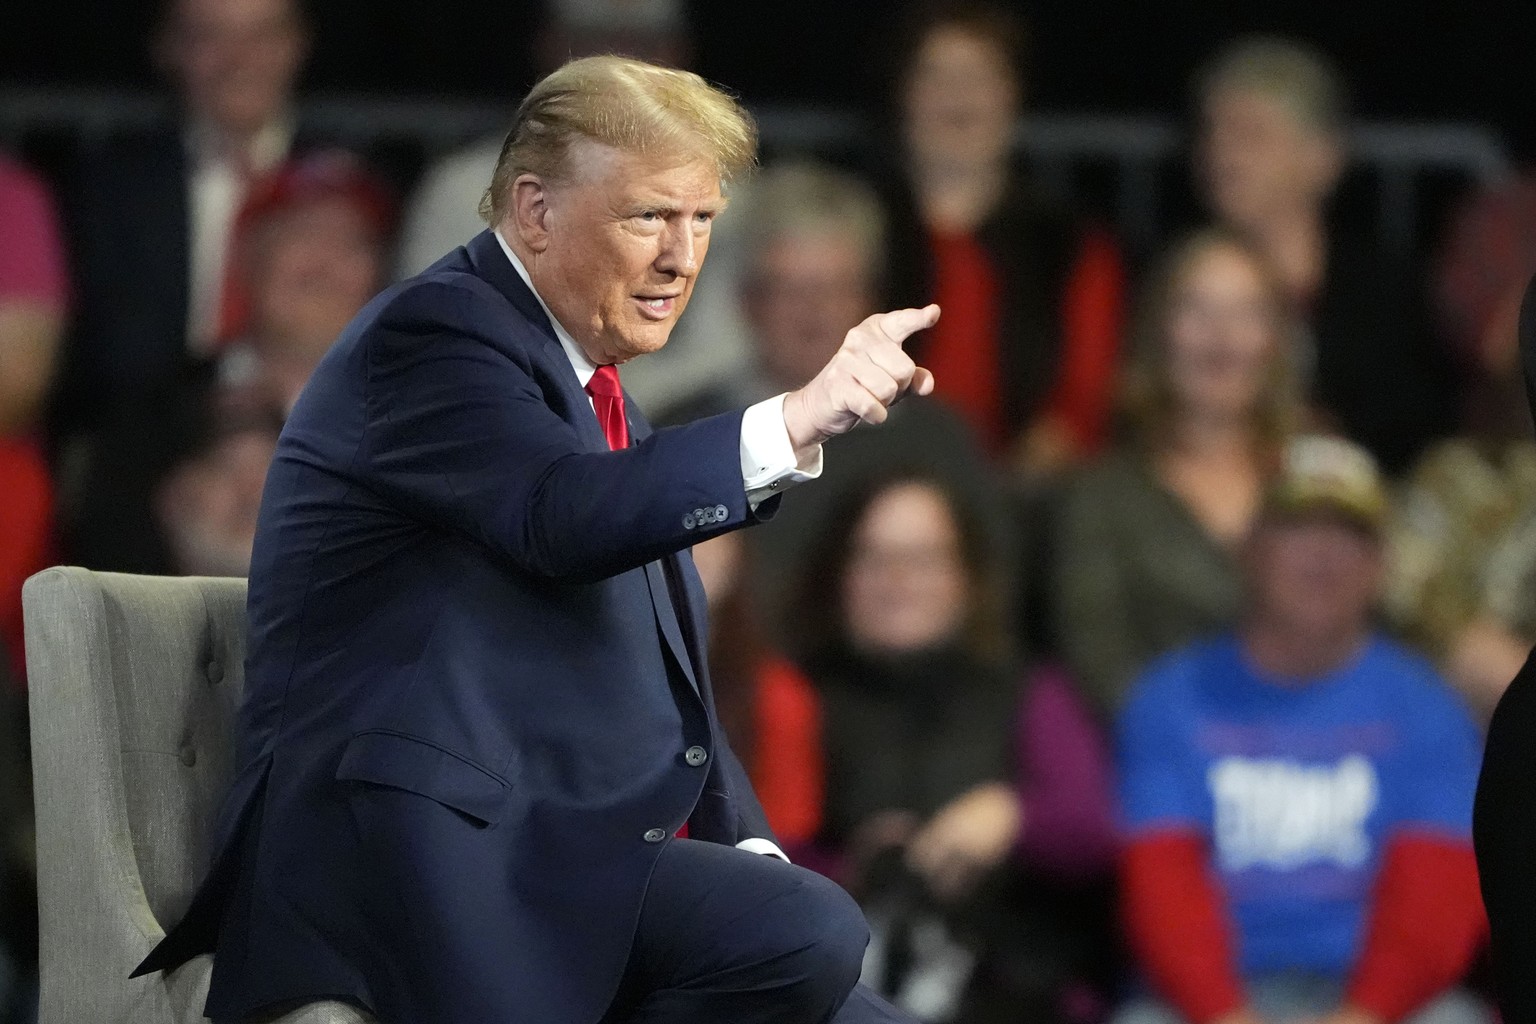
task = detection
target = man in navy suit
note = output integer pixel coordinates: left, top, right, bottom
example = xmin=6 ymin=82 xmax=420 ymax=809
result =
xmin=134 ymin=55 xmax=938 ymax=1023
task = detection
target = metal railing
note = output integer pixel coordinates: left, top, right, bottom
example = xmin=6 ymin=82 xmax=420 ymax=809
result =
xmin=0 ymin=86 xmax=1512 ymax=252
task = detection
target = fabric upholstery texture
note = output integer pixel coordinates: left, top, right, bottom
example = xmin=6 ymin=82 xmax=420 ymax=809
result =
xmin=22 ymin=567 xmax=373 ymax=1024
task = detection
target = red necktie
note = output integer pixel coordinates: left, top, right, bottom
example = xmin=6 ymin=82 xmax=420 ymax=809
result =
xmin=584 ymin=365 xmax=629 ymax=451
xmin=586 ymin=364 xmax=690 ymax=836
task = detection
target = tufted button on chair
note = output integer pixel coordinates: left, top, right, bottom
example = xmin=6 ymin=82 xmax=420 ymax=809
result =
xmin=21 ymin=568 xmax=374 ymax=1024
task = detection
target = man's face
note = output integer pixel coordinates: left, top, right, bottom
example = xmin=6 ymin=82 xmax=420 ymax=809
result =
xmin=163 ymin=0 xmax=306 ymax=138
xmin=743 ymin=232 xmax=876 ymax=389
xmin=1197 ymin=87 xmax=1341 ymax=230
xmin=1247 ymin=515 xmax=1381 ymax=638
xmin=517 ymin=141 xmax=723 ymax=366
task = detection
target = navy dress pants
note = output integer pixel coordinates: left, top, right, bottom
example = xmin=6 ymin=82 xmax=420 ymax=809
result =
xmin=600 ymin=838 xmax=919 ymax=1024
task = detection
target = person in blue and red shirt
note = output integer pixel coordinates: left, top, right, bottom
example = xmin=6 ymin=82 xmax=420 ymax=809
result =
xmin=1114 ymin=435 xmax=1489 ymax=1024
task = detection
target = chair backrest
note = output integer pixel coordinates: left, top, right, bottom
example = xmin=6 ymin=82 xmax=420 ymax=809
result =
xmin=23 ymin=568 xmax=376 ymax=1024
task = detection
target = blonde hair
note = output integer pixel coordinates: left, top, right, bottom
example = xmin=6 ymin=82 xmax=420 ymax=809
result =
xmin=479 ymin=55 xmax=758 ymax=224
xmin=1196 ymin=35 xmax=1347 ymax=135
xmin=1118 ymin=226 xmax=1304 ymax=454
xmin=740 ymin=160 xmax=886 ymax=277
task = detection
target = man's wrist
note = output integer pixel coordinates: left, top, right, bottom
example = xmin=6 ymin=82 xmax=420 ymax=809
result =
xmin=781 ymin=389 xmax=827 ymax=457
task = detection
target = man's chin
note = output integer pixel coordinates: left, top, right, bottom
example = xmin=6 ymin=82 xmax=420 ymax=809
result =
xmin=609 ymin=326 xmax=675 ymax=363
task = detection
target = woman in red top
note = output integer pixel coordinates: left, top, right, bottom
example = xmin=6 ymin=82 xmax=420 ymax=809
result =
xmin=879 ymin=2 xmax=1126 ymax=475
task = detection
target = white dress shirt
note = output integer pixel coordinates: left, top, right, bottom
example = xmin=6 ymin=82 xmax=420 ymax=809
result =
xmin=494 ymin=231 xmax=801 ymax=861
xmin=185 ymin=119 xmax=294 ymax=353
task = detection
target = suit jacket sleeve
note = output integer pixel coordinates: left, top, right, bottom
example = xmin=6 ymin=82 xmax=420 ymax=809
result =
xmin=358 ymin=280 xmax=758 ymax=583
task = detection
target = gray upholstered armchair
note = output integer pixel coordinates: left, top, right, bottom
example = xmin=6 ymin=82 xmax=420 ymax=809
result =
xmin=22 ymin=568 xmax=373 ymax=1024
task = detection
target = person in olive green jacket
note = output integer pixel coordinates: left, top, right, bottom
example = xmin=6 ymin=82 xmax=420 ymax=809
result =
xmin=1054 ymin=227 xmax=1305 ymax=714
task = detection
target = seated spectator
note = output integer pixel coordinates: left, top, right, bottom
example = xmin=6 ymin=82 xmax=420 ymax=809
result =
xmin=62 ymin=150 xmax=387 ymax=578
xmin=58 ymin=0 xmax=311 ymax=573
xmin=1116 ymin=436 xmax=1488 ymax=1024
xmin=1385 ymin=178 xmax=1536 ymax=719
xmin=217 ymin=152 xmax=393 ymax=417
xmin=61 ymin=0 xmax=310 ymax=417
xmin=157 ymin=409 xmax=280 ymax=577
xmin=878 ymin=1 xmax=1126 ymax=474
xmin=1055 ymin=228 xmax=1302 ymax=714
xmin=793 ymin=468 xmax=1115 ymax=1024
xmin=1191 ymin=36 xmax=1454 ymax=474
xmin=0 ymin=154 xmax=68 ymax=689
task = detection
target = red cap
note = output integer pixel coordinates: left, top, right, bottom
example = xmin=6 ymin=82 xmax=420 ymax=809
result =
xmin=235 ymin=149 xmax=394 ymax=240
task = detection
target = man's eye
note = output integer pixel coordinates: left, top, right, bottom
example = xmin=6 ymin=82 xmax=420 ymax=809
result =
xmin=695 ymin=211 xmax=715 ymax=224
xmin=638 ymin=210 xmax=660 ymax=221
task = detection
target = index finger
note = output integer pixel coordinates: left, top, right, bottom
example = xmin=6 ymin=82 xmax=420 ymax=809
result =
xmin=873 ymin=303 xmax=941 ymax=345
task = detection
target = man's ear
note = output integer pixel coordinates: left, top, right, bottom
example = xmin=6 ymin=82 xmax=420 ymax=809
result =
xmin=509 ymin=173 xmax=554 ymax=254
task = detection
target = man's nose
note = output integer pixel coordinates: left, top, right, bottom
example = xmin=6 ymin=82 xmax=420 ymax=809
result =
xmin=655 ymin=221 xmax=698 ymax=277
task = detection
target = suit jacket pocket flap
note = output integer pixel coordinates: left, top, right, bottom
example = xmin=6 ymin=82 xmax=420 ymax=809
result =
xmin=336 ymin=730 xmax=508 ymax=825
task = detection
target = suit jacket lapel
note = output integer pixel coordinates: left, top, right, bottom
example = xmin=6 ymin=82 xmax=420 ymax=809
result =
xmin=629 ymin=409 xmax=702 ymax=695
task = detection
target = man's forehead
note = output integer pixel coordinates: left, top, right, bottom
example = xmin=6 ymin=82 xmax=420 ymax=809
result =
xmin=563 ymin=138 xmax=724 ymax=205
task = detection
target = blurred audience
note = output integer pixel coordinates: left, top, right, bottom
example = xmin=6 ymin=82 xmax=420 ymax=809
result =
xmin=879 ymin=1 xmax=1126 ymax=475
xmin=1055 ymin=228 xmax=1302 ymax=714
xmin=1191 ymin=36 xmax=1454 ymax=475
xmin=157 ymin=410 xmax=280 ymax=577
xmin=0 ymin=155 xmax=67 ymax=690
xmin=1116 ymin=435 xmax=1488 ymax=1024
xmin=58 ymin=0 xmax=311 ymax=572
xmin=62 ymin=149 xmax=387 ymax=578
xmin=1385 ymin=179 xmax=1536 ymax=719
xmin=216 ymin=152 xmax=393 ymax=417
xmin=792 ymin=469 xmax=1115 ymax=1024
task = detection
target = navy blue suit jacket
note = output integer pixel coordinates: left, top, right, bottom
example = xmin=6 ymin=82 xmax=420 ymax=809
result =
xmin=134 ymin=229 xmax=780 ymax=1023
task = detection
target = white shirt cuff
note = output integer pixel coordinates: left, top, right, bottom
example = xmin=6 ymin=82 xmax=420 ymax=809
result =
xmin=740 ymin=393 xmax=823 ymax=511
xmin=735 ymin=837 xmax=791 ymax=863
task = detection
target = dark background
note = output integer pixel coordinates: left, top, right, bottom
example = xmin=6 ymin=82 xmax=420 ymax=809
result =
xmin=5 ymin=0 xmax=1534 ymax=152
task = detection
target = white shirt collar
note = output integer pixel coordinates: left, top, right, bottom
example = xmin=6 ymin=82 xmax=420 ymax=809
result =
xmin=185 ymin=116 xmax=295 ymax=175
xmin=493 ymin=229 xmax=598 ymax=387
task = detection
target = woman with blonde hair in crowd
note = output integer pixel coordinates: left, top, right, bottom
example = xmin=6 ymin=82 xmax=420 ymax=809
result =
xmin=1054 ymin=227 xmax=1305 ymax=714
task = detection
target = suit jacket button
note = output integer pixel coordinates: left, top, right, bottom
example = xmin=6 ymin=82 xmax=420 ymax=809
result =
xmin=643 ymin=828 xmax=667 ymax=843
xmin=205 ymin=661 xmax=224 ymax=685
xmin=179 ymin=746 xmax=198 ymax=767
xmin=685 ymin=746 xmax=709 ymax=767
xmin=713 ymin=505 xmax=728 ymax=520
xmin=682 ymin=513 xmax=697 ymax=530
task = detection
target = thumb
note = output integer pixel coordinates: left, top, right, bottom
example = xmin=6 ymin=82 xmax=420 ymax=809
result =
xmin=874 ymin=303 xmax=941 ymax=345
